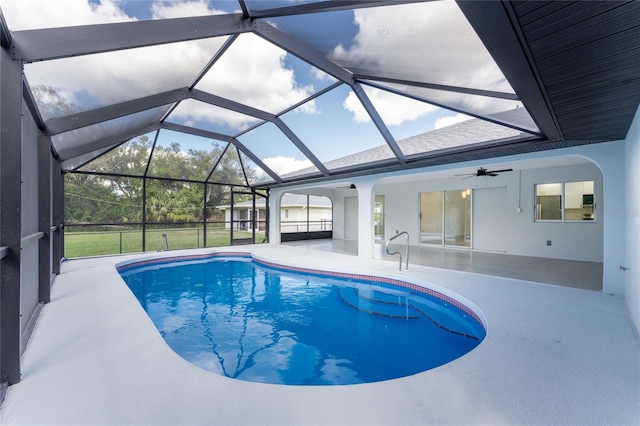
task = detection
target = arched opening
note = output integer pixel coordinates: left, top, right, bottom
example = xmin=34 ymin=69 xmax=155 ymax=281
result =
xmin=279 ymin=193 xmax=333 ymax=242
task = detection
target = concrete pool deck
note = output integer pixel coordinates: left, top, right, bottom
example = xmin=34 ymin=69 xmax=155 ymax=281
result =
xmin=1 ymin=244 xmax=638 ymax=425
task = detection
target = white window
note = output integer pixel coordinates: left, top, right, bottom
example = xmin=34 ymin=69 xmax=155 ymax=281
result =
xmin=535 ymin=181 xmax=595 ymax=221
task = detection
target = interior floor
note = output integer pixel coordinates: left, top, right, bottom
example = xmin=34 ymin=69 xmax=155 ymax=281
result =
xmin=282 ymin=239 xmax=603 ymax=291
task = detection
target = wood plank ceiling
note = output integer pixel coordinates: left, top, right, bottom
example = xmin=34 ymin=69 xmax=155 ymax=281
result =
xmin=510 ymin=0 xmax=640 ymax=141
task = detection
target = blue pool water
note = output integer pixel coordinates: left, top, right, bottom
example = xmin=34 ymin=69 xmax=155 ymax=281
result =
xmin=118 ymin=254 xmax=485 ymax=385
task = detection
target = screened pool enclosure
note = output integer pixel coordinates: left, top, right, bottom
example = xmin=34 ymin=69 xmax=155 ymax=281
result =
xmin=6 ymin=0 xmax=551 ymax=260
xmin=0 ymin=0 xmax=639 ymax=395
xmin=7 ymin=0 xmax=549 ymax=260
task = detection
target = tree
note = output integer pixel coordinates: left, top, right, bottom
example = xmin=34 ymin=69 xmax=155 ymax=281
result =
xmin=64 ymin=174 xmax=142 ymax=224
xmin=80 ymin=134 xmax=153 ymax=177
xmin=65 ymin=135 xmax=257 ymax=226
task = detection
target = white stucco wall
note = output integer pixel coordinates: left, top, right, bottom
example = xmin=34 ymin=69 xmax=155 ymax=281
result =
xmin=328 ymin=188 xmax=354 ymax=240
xmin=576 ymin=141 xmax=627 ymax=295
xmin=270 ymin=142 xmax=627 ymax=294
xmin=625 ymin=106 xmax=640 ymax=334
xmin=379 ymin=143 xmax=627 ymax=293
xmin=377 ymin=161 xmax=603 ymax=262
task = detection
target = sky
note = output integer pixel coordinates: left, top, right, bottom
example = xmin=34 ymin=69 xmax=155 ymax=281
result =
xmin=0 ymin=0 xmax=524 ymax=178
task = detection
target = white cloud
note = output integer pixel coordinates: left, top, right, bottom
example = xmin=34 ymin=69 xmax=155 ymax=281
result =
xmin=171 ymin=99 xmax=261 ymax=131
xmin=344 ymin=87 xmax=438 ymax=125
xmin=0 ymin=0 xmax=136 ymax=30
xmin=337 ymin=2 xmax=509 ymax=89
xmin=17 ymin=1 xmax=318 ymax=128
xmin=343 ymin=91 xmax=370 ymax=123
xmin=194 ymin=33 xmax=317 ymax=117
xmin=15 ymin=0 xmax=231 ymax=122
xmin=25 ymin=36 xmax=226 ymax=121
xmin=310 ymin=66 xmax=338 ymax=83
xmin=333 ymin=2 xmax=514 ymax=113
xmin=0 ymin=0 xmax=229 ymax=30
xmin=262 ymin=156 xmax=313 ymax=175
xmin=151 ymin=0 xmax=227 ymax=19
xmin=434 ymin=113 xmax=471 ymax=129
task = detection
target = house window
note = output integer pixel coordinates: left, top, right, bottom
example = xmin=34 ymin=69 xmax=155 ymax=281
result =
xmin=535 ymin=181 xmax=595 ymax=221
xmin=284 ymin=209 xmax=289 ymax=219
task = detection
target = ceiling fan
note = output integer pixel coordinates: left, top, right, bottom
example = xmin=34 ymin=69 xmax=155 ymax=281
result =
xmin=456 ymin=167 xmax=513 ymax=179
xmin=334 ymin=183 xmax=357 ymax=189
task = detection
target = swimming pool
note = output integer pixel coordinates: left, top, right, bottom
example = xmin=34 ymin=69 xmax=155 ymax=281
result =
xmin=118 ymin=252 xmax=486 ymax=385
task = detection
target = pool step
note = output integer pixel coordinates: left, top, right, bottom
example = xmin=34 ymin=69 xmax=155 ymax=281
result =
xmin=339 ymin=286 xmax=482 ymax=340
xmin=338 ymin=286 xmax=418 ymax=319
xmin=358 ymin=288 xmax=409 ymax=305
xmin=410 ymin=299 xmax=483 ymax=340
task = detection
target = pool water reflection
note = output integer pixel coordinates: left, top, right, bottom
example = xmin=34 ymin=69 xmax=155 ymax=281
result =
xmin=119 ymin=255 xmax=485 ymax=385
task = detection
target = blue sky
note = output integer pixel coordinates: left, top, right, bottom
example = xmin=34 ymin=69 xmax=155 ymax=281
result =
xmin=1 ymin=0 xmax=521 ymax=178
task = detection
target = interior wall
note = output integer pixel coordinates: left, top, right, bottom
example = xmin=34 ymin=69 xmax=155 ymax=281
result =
xmin=625 ymin=105 xmax=640 ymax=334
xmin=377 ymin=161 xmax=603 ymax=262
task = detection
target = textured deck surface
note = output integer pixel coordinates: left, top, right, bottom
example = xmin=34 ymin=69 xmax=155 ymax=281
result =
xmin=285 ymin=239 xmax=603 ymax=291
xmin=1 ymin=244 xmax=636 ymax=426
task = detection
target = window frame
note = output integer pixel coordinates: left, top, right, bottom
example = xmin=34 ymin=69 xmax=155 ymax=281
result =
xmin=534 ymin=180 xmax=596 ymax=223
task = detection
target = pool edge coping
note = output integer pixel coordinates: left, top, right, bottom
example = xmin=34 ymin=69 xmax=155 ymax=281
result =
xmin=115 ymin=248 xmax=488 ymax=332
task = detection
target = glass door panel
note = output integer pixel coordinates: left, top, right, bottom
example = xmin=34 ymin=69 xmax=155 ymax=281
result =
xmin=374 ymin=195 xmax=385 ymax=241
xmin=420 ymin=192 xmax=443 ymax=245
xmin=444 ymin=190 xmax=471 ymax=247
xmin=231 ymin=189 xmax=255 ymax=245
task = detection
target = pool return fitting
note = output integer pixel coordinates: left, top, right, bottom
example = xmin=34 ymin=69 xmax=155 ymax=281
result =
xmin=386 ymin=231 xmax=410 ymax=272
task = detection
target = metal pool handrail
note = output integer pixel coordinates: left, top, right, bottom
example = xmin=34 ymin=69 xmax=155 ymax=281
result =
xmin=386 ymin=231 xmax=409 ymax=272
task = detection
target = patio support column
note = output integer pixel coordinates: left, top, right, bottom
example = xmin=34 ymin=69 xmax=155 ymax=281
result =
xmin=37 ymin=130 xmax=51 ymax=303
xmin=268 ymin=189 xmax=282 ymax=244
xmin=356 ymin=180 xmax=375 ymax=259
xmin=51 ymin=157 xmax=63 ymax=273
xmin=0 ymin=47 xmax=23 ymax=385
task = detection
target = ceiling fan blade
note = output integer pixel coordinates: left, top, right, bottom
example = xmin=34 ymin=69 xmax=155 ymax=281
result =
xmin=457 ymin=167 xmax=512 ymax=178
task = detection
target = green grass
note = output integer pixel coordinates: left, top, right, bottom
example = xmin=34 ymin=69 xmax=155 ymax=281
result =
xmin=64 ymin=227 xmax=265 ymax=258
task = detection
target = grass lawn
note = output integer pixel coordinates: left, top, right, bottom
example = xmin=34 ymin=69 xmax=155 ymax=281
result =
xmin=64 ymin=227 xmax=265 ymax=258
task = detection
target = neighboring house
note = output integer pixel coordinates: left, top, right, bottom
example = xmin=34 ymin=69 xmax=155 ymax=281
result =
xmin=217 ymin=194 xmax=332 ymax=232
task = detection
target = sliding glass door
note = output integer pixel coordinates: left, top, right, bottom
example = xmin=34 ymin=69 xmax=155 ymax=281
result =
xmin=420 ymin=190 xmax=471 ymax=248
xmin=374 ymin=195 xmax=385 ymax=241
xmin=444 ymin=189 xmax=471 ymax=247
xmin=419 ymin=192 xmax=443 ymax=244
